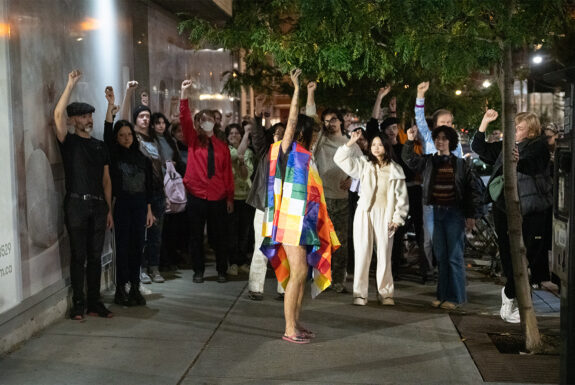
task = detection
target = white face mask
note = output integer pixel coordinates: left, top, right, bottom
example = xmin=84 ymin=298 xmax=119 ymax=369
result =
xmin=201 ymin=121 xmax=215 ymax=132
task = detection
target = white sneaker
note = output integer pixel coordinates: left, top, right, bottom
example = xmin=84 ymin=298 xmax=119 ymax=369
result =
xmin=227 ymin=264 xmax=239 ymax=276
xmin=500 ymin=287 xmax=520 ymax=323
xmin=140 ymin=268 xmax=152 ymax=284
xmin=353 ymin=297 xmax=367 ymax=306
xmin=139 ymin=283 xmax=153 ymax=296
xmin=239 ymin=264 xmax=251 ymax=274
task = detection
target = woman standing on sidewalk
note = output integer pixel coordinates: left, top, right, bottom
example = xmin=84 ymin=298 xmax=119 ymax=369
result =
xmin=334 ymin=130 xmax=409 ymax=306
xmin=103 ymin=86 xmax=153 ymax=307
xmin=260 ymin=69 xmax=339 ymax=344
xmin=402 ymin=125 xmax=483 ymax=309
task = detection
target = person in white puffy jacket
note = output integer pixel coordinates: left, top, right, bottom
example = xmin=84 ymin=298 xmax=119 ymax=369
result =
xmin=334 ymin=130 xmax=409 ymax=306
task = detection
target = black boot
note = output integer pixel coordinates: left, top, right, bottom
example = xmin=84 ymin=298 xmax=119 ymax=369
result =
xmin=127 ymin=283 xmax=146 ymax=306
xmin=114 ymin=284 xmax=129 ymax=306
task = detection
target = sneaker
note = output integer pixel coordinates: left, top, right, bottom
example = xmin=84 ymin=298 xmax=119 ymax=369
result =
xmin=430 ymin=299 xmax=442 ymax=308
xmin=114 ymin=285 xmax=129 ymax=306
xmin=193 ymin=273 xmax=204 ymax=283
xmin=218 ymin=273 xmax=227 ymax=283
xmin=127 ymin=285 xmax=147 ymax=306
xmin=226 ymin=264 xmax=239 ymax=276
xmin=500 ymin=287 xmax=516 ymax=322
xmin=440 ymin=301 xmax=457 ymax=310
xmin=87 ymin=302 xmax=113 ymax=318
xmin=353 ymin=297 xmax=367 ymax=306
xmin=332 ymin=283 xmax=348 ymax=293
xmin=381 ymin=297 xmax=395 ymax=306
xmin=139 ymin=283 xmax=153 ymax=295
xmin=150 ymin=266 xmax=165 ymax=283
xmin=500 ymin=288 xmax=520 ymax=323
xmin=140 ymin=268 xmax=152 ymax=284
xmin=248 ymin=291 xmax=263 ymax=301
xmin=239 ymin=264 xmax=251 ymax=274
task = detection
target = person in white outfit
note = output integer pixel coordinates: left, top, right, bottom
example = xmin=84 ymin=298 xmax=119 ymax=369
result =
xmin=334 ymin=130 xmax=409 ymax=306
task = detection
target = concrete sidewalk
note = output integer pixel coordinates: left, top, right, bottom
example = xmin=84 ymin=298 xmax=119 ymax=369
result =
xmin=0 ymin=263 xmax=559 ymax=385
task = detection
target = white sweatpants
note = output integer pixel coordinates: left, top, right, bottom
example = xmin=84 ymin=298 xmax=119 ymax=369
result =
xmin=353 ymin=208 xmax=394 ymax=300
xmin=248 ymin=209 xmax=284 ymax=294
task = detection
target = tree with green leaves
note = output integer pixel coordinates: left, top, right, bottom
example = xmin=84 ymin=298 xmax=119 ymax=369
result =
xmin=181 ymin=0 xmax=572 ymax=352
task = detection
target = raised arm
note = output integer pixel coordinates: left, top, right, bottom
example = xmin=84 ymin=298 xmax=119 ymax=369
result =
xmin=306 ymin=81 xmax=317 ymax=117
xmin=402 ymin=125 xmax=427 ymax=172
xmin=119 ymin=80 xmax=138 ymax=121
xmin=280 ymin=68 xmax=301 ymax=154
xmin=470 ymin=110 xmax=501 ymax=164
xmin=179 ymin=79 xmax=197 ymax=145
xmin=54 ymin=70 xmax=82 ymax=143
xmin=104 ymin=86 xmax=118 ymax=148
xmin=371 ymin=86 xmax=391 ymax=120
xmin=414 ymin=81 xmax=431 ymax=144
xmin=333 ymin=129 xmax=364 ymax=180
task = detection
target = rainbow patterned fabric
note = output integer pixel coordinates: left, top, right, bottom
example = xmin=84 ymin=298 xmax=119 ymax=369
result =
xmin=260 ymin=141 xmax=340 ymax=298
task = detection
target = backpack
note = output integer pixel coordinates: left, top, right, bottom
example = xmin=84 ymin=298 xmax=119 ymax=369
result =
xmin=164 ymin=161 xmax=187 ymax=213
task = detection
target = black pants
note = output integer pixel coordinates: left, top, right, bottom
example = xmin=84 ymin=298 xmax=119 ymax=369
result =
xmin=187 ymin=195 xmax=228 ymax=275
xmin=227 ymin=199 xmax=255 ymax=266
xmin=64 ymin=197 xmax=108 ymax=306
xmin=161 ymin=210 xmax=190 ymax=267
xmin=114 ymin=196 xmax=146 ymax=286
xmin=493 ymin=206 xmax=549 ymax=299
xmin=347 ymin=190 xmax=359 ymax=274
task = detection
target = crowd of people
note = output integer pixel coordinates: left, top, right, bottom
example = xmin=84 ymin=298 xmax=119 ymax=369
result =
xmin=53 ymin=68 xmax=558 ymax=343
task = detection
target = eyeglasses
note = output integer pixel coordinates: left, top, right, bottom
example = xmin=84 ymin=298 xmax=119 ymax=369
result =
xmin=324 ymin=117 xmax=339 ymax=125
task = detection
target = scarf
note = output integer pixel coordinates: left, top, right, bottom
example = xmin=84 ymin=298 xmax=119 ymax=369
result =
xmin=260 ymin=141 xmax=339 ymax=298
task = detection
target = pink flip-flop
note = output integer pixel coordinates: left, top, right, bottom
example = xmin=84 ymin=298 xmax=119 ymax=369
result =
xmin=282 ymin=334 xmax=310 ymax=344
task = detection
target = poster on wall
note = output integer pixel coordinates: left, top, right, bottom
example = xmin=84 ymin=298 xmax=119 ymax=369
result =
xmin=0 ymin=6 xmax=21 ymax=314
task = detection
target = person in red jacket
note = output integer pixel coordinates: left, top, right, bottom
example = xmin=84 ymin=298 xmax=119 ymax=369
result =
xmin=179 ymin=79 xmax=234 ymax=283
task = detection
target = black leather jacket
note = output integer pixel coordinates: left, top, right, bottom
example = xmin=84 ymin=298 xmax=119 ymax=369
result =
xmin=470 ymin=131 xmax=551 ymax=214
xmin=401 ymin=140 xmax=484 ymax=219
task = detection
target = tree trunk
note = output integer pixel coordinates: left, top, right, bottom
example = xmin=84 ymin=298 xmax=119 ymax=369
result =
xmin=500 ymin=39 xmax=542 ymax=352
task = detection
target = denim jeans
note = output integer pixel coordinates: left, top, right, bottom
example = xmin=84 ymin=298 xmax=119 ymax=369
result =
xmin=422 ymin=204 xmax=435 ymax=271
xmin=433 ymin=206 xmax=466 ymax=304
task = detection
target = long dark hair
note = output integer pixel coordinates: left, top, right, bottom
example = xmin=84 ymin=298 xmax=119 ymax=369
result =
xmin=113 ymin=120 xmax=140 ymax=151
xmin=294 ymin=114 xmax=317 ymax=150
xmin=367 ymin=133 xmax=393 ymax=166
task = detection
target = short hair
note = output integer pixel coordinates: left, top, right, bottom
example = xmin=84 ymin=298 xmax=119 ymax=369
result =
xmin=432 ymin=109 xmax=453 ymax=128
xmin=432 ymin=125 xmax=459 ymax=152
xmin=515 ymin=112 xmax=541 ymax=139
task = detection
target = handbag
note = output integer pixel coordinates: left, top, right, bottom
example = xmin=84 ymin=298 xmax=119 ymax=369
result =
xmin=488 ymin=174 xmax=504 ymax=202
xmin=164 ymin=161 xmax=187 ymax=213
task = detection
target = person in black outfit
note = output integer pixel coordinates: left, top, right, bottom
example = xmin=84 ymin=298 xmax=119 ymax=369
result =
xmin=53 ymin=70 xmax=114 ymax=320
xmin=471 ymin=110 xmax=552 ymax=323
xmin=103 ymin=86 xmax=154 ymax=306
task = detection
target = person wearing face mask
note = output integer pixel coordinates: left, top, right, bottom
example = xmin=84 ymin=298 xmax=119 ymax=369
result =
xmin=471 ymin=110 xmax=552 ymax=323
xmin=180 ymin=80 xmax=234 ymax=284
xmin=316 ymin=108 xmax=361 ymax=294
xmin=53 ymin=70 xmax=114 ymax=320
xmin=103 ymin=86 xmax=154 ymax=307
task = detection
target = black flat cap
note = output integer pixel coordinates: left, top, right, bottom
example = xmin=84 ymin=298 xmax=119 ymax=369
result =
xmin=66 ymin=102 xmax=95 ymax=117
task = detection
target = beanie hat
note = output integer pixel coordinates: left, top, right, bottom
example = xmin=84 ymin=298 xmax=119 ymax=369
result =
xmin=132 ymin=105 xmax=151 ymax=124
xmin=66 ymin=102 xmax=95 ymax=117
xmin=380 ymin=117 xmax=399 ymax=131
